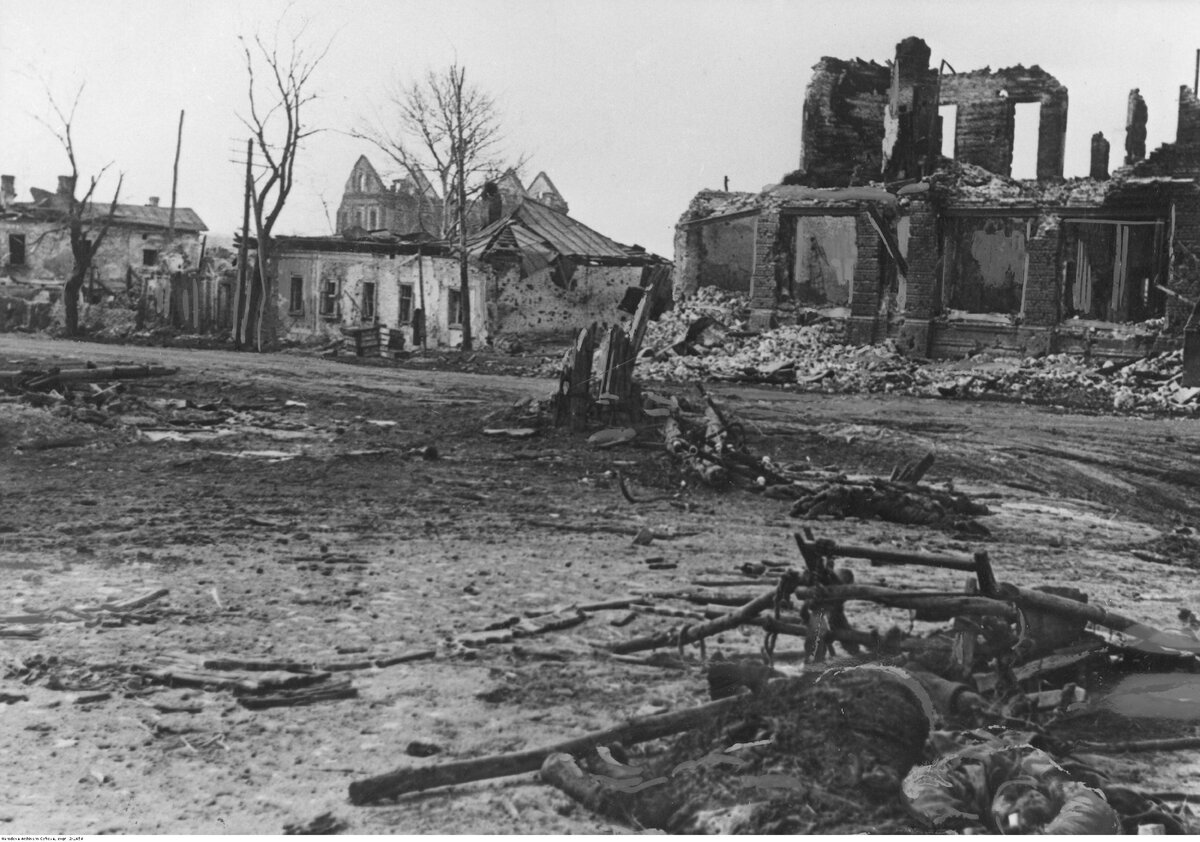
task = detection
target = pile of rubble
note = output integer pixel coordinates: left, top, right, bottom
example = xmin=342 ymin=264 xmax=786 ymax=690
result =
xmin=635 ymin=289 xmax=1198 ymax=414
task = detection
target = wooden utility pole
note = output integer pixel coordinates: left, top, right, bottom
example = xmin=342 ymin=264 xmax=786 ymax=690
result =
xmin=455 ymin=68 xmax=472 ymax=352
xmin=167 ymin=110 xmax=184 ymax=242
xmin=233 ymin=139 xmax=253 ymax=349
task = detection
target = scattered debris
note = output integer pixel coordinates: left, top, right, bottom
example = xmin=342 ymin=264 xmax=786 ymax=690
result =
xmin=283 ymin=812 xmax=348 ymax=835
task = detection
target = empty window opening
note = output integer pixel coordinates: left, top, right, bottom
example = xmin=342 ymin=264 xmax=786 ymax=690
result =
xmin=8 ymin=233 xmax=26 ymax=266
xmin=289 ymin=275 xmax=304 ymax=314
xmin=448 ymin=288 xmax=463 ymax=326
xmin=142 ymin=249 xmax=159 ymax=267
xmin=368 ymin=207 xmax=378 ymax=229
xmin=942 ymin=216 xmax=1029 ymax=315
xmin=1063 ymin=220 xmax=1164 ymax=323
xmin=938 ymin=105 xmax=958 ymax=159
xmin=399 ymin=283 xmax=414 ymax=324
xmin=1011 ymin=102 xmax=1041 ymax=179
xmin=361 ymin=281 xmax=376 ymax=321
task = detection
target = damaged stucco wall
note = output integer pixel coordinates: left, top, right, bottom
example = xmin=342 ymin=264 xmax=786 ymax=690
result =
xmin=491 ymin=262 xmax=650 ymax=340
xmin=790 ymin=214 xmax=857 ymax=306
xmin=673 ymin=213 xmax=756 ymax=299
xmin=939 ymin=65 xmax=1068 ymax=180
xmin=0 ymin=219 xmax=201 ymax=285
xmin=273 ymin=250 xmax=489 ymax=349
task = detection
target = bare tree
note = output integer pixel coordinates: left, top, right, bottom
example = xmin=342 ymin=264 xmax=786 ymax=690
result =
xmin=236 ymin=19 xmax=331 ymax=350
xmin=36 ymin=85 xmax=124 ymax=337
xmin=357 ymin=64 xmax=518 ymax=351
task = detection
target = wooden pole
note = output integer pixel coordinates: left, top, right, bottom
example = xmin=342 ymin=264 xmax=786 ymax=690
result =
xmin=167 ymin=110 xmax=184 ymax=243
xmin=349 ymin=690 xmax=749 ymax=804
xmin=233 ymin=139 xmax=252 ymax=349
xmin=417 ymin=251 xmax=427 ymax=350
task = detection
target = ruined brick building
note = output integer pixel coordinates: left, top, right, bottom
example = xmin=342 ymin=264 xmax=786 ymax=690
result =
xmin=676 ymin=36 xmax=1200 ymax=358
xmin=335 ymin=155 xmax=569 ymax=237
xmin=0 ymin=174 xmax=208 ymax=331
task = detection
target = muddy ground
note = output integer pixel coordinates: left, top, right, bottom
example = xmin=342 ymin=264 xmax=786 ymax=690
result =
xmin=2 ymin=333 xmax=1200 ymax=834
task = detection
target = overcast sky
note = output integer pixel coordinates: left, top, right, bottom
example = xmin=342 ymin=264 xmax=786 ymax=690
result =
xmin=3 ymin=0 xmax=1199 ymax=257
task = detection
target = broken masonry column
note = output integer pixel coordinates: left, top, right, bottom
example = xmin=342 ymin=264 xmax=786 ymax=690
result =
xmin=1176 ymin=84 xmax=1200 ymax=153
xmin=892 ymin=194 xmax=937 ymax=356
xmin=747 ymin=208 xmax=781 ymax=330
xmin=882 ymin=36 xmax=937 ymax=181
xmin=1022 ymin=218 xmax=1061 ymax=356
xmin=672 ymin=223 xmax=702 ymax=300
xmin=846 ymin=210 xmax=883 ymax=345
xmin=1126 ymin=89 xmax=1148 ymax=165
xmin=1089 ymin=132 xmax=1110 ymax=180
xmin=1035 ymin=83 xmax=1069 ymax=181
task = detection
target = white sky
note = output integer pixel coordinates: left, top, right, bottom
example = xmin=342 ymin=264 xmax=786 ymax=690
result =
xmin=2 ymin=0 xmax=1199 ymax=257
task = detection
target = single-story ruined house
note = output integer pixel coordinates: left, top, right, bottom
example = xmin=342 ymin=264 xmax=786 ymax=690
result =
xmin=268 ymin=198 xmax=670 ymax=349
xmin=0 ymin=175 xmax=208 ymax=331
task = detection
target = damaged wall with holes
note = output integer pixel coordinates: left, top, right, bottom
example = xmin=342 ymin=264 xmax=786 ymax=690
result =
xmin=675 ymin=35 xmax=1200 ymax=360
xmin=486 ymin=259 xmax=650 ymax=341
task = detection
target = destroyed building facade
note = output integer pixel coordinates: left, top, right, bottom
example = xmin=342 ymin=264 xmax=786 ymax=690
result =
xmin=271 ymin=197 xmax=668 ymax=348
xmin=677 ymin=36 xmax=1200 ymax=359
xmin=0 ymin=175 xmax=208 ymax=332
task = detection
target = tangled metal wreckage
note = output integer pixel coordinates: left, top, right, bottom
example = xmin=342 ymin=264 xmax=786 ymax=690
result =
xmin=676 ymin=36 xmax=1200 ymax=374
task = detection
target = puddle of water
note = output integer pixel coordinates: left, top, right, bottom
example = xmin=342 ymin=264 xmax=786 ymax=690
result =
xmin=1099 ymin=673 xmax=1200 ymax=720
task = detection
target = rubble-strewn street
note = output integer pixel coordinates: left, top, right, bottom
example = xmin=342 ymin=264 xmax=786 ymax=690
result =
xmin=3 ymin=334 xmax=1200 ymax=834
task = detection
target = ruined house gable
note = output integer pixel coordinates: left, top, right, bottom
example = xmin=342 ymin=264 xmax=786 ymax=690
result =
xmin=344 ymin=155 xmax=385 ymax=195
xmin=527 ymin=171 xmax=568 ymax=214
xmin=938 ymin=64 xmax=1068 ymax=181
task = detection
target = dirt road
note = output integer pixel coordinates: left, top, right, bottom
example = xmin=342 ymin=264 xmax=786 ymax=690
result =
xmin=2 ymin=334 xmax=1199 ymax=833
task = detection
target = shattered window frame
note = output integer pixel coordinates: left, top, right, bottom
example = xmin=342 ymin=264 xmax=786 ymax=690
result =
xmin=318 ymin=279 xmax=340 ymax=319
xmin=398 ymin=283 xmax=414 ymax=324
xmin=361 ymin=281 xmax=377 ymax=322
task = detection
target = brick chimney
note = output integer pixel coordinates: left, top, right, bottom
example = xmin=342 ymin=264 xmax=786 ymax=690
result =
xmin=147 ymin=196 xmax=160 ymax=207
xmin=57 ymin=175 xmax=76 ymax=197
xmin=0 ymin=175 xmax=14 ymax=207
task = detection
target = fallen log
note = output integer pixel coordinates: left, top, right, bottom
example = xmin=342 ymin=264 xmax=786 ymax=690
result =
xmin=238 ymin=679 xmax=357 ymax=710
xmin=348 ymin=690 xmax=749 ymax=804
xmin=12 ymin=365 xmax=179 ymax=391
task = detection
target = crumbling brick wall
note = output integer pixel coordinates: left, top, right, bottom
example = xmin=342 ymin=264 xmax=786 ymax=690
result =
xmin=1023 ymin=225 xmax=1060 ymax=327
xmin=800 ymin=58 xmax=891 ymax=187
xmin=939 ymin=66 xmax=1068 ymax=180
xmin=748 ymin=209 xmax=781 ymax=319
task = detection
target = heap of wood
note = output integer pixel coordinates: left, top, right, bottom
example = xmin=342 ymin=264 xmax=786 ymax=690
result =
xmin=1 ymin=363 xmax=180 ymax=437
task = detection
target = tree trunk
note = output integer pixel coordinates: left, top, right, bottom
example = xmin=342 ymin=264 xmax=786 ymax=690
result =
xmin=63 ymin=268 xmax=87 ymax=336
